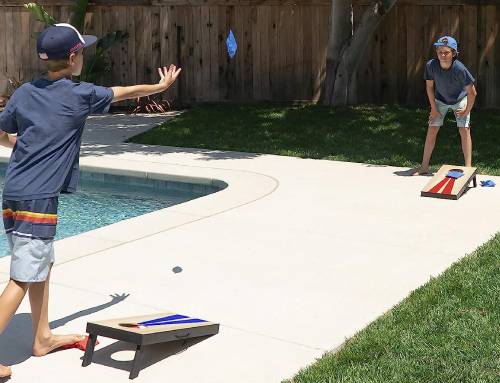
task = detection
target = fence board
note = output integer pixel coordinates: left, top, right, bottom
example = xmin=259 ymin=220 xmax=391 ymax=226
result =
xmin=269 ymin=5 xmax=279 ymax=100
xmin=160 ymin=5 xmax=176 ymax=99
xmin=243 ymin=6 xmax=254 ymax=100
xmin=413 ymin=5 xmax=426 ymax=106
xmin=116 ymin=6 xmax=128 ymax=86
xmin=5 ymin=9 xmax=16 ymax=81
xmin=208 ymin=6 xmax=219 ymax=100
xmin=200 ymin=6 xmax=210 ymax=100
xmin=355 ymin=5 xmax=370 ymax=104
xmin=107 ymin=8 xmax=119 ymax=86
xmin=310 ymin=6 xmax=321 ymax=102
xmin=496 ymin=5 xmax=500 ymax=107
xmin=0 ymin=9 xmax=6 ymax=85
xmin=380 ymin=7 xmax=397 ymax=104
xmin=217 ymin=5 xmax=228 ymax=100
xmin=483 ymin=6 xmax=498 ymax=106
xmin=191 ymin=6 xmax=202 ymax=101
xmin=463 ymin=5 xmax=478 ymax=83
xmin=20 ymin=10 xmax=30 ymax=82
xmin=301 ymin=6 xmax=311 ymax=101
xmin=294 ymin=6 xmax=303 ymax=100
xmin=251 ymin=5 xmax=261 ymax=99
xmin=151 ymin=5 xmax=161 ymax=87
xmin=318 ymin=5 xmax=328 ymax=100
xmin=233 ymin=6 xmax=243 ymax=100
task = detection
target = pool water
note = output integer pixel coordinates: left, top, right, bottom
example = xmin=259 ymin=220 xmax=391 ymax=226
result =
xmin=0 ymin=167 xmax=221 ymax=257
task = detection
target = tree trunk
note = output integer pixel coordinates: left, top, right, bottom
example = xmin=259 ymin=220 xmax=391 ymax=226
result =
xmin=324 ymin=0 xmax=398 ymax=105
xmin=324 ymin=0 xmax=352 ymax=104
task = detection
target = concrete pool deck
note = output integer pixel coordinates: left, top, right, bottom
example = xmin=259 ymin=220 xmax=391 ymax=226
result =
xmin=0 ymin=113 xmax=499 ymax=382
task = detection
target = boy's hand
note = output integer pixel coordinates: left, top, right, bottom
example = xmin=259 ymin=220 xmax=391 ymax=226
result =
xmin=429 ymin=108 xmax=440 ymax=123
xmin=111 ymin=65 xmax=182 ymax=103
xmin=0 ymin=130 xmax=16 ymax=149
xmin=158 ymin=65 xmax=182 ymax=91
xmin=455 ymin=108 xmax=468 ymax=117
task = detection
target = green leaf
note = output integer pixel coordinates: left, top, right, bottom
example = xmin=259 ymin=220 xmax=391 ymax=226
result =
xmin=24 ymin=2 xmax=129 ymax=84
xmin=96 ymin=31 xmax=129 ymax=53
xmin=24 ymin=3 xmax=56 ymax=26
xmin=77 ymin=31 xmax=129 ymax=82
xmin=70 ymin=0 xmax=89 ymax=33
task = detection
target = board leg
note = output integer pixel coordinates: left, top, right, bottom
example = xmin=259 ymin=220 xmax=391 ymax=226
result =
xmin=472 ymin=175 xmax=477 ymax=188
xmin=82 ymin=333 xmax=98 ymax=367
xmin=129 ymin=344 xmax=144 ymax=380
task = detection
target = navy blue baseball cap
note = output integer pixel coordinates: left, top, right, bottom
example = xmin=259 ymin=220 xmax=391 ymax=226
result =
xmin=37 ymin=23 xmax=98 ymax=60
xmin=434 ymin=36 xmax=458 ymax=52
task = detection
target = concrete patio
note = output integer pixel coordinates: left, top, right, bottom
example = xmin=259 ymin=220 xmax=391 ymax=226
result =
xmin=0 ymin=113 xmax=498 ymax=382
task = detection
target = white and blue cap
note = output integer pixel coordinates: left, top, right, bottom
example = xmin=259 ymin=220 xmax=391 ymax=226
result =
xmin=434 ymin=36 xmax=458 ymax=52
xmin=37 ymin=23 xmax=98 ymax=60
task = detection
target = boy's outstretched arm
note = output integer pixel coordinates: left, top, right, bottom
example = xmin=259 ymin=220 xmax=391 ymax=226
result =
xmin=111 ymin=65 xmax=181 ymax=103
xmin=0 ymin=130 xmax=16 ymax=148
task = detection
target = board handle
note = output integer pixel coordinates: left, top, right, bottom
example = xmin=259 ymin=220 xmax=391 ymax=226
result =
xmin=174 ymin=333 xmax=190 ymax=339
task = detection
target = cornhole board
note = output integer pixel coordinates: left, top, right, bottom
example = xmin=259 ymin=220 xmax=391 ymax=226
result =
xmin=421 ymin=165 xmax=477 ymax=200
xmin=82 ymin=312 xmax=219 ymax=379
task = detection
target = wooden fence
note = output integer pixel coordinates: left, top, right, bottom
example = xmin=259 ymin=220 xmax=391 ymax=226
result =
xmin=355 ymin=0 xmax=500 ymax=107
xmin=0 ymin=0 xmax=499 ymax=107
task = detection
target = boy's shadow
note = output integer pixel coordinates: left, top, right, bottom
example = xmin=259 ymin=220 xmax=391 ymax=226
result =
xmin=0 ymin=293 xmax=129 ymax=366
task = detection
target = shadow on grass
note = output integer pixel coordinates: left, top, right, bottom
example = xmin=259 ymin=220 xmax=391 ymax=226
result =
xmin=122 ymin=104 xmax=500 ymax=175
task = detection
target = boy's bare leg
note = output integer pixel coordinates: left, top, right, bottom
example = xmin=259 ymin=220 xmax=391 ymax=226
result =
xmin=29 ymin=266 xmax=84 ymax=356
xmin=414 ymin=125 xmax=440 ymax=175
xmin=459 ymin=127 xmax=472 ymax=167
xmin=0 ymin=279 xmax=30 ymax=377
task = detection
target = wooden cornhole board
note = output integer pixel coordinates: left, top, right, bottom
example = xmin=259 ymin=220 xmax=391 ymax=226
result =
xmin=421 ymin=165 xmax=477 ymax=200
xmin=82 ymin=312 xmax=219 ymax=379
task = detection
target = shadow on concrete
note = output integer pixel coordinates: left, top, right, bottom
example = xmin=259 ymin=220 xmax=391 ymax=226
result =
xmin=81 ymin=113 xmax=265 ymax=161
xmin=82 ymin=335 xmax=213 ymax=378
xmin=393 ymin=168 xmax=434 ymax=177
xmin=0 ymin=293 xmax=129 ymax=366
xmin=80 ymin=142 xmax=263 ymax=162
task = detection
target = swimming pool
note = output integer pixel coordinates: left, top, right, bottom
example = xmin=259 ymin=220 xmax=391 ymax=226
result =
xmin=0 ymin=164 xmax=223 ymax=257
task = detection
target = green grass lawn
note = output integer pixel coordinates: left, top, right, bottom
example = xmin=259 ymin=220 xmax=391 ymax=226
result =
xmin=129 ymin=104 xmax=500 ymax=382
xmin=283 ymin=235 xmax=500 ymax=383
xmin=129 ymin=104 xmax=500 ymax=175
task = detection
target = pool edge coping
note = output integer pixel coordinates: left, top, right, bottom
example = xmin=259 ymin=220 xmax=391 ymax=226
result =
xmin=0 ymin=154 xmax=279 ymax=276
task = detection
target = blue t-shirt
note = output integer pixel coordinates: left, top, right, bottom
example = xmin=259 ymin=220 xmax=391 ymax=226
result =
xmin=0 ymin=77 xmax=114 ymax=200
xmin=424 ymin=59 xmax=475 ymax=105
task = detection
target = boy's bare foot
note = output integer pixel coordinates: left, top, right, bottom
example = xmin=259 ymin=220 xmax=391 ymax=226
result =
xmin=32 ymin=334 xmax=85 ymax=356
xmin=411 ymin=167 xmax=431 ymax=176
xmin=0 ymin=364 xmax=12 ymax=378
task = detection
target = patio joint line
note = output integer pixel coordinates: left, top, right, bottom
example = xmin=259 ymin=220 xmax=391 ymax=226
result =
xmin=38 ymin=279 xmax=328 ymax=353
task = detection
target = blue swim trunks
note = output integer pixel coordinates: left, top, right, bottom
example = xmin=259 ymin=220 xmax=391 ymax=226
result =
xmin=2 ymin=197 xmax=58 ymax=282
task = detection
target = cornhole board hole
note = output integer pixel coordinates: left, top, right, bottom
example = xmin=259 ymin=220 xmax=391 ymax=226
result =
xmin=82 ymin=312 xmax=219 ymax=379
xmin=421 ymin=165 xmax=477 ymax=200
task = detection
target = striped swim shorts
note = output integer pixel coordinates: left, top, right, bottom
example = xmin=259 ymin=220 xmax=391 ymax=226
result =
xmin=2 ymin=197 xmax=58 ymax=282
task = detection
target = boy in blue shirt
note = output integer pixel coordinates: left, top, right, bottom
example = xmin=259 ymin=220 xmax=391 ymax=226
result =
xmin=0 ymin=23 xmax=181 ymax=378
xmin=415 ymin=36 xmax=477 ymax=175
